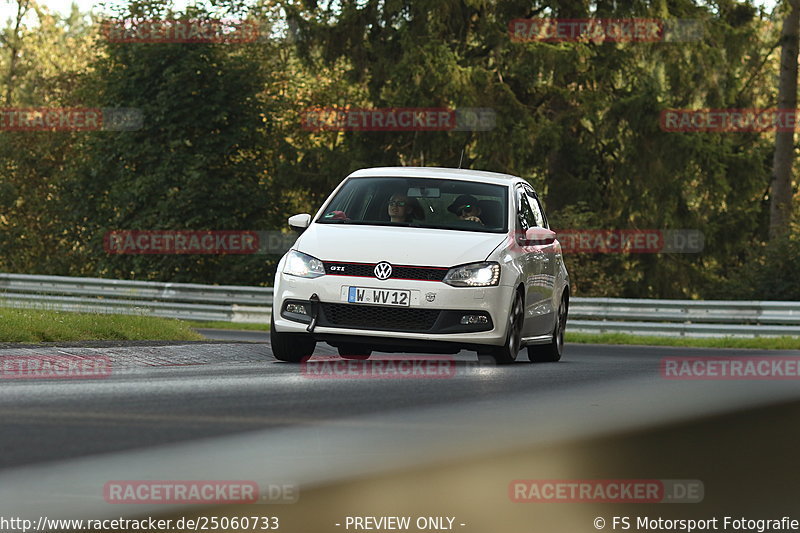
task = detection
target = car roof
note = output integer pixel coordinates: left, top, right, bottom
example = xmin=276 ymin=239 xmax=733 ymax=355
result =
xmin=347 ymin=166 xmax=524 ymax=186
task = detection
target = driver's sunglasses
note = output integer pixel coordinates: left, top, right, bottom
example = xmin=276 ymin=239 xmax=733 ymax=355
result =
xmin=458 ymin=204 xmax=474 ymax=215
xmin=388 ymin=200 xmax=407 ymax=207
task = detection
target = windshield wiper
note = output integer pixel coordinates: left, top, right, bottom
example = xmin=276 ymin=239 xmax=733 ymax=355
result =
xmin=316 ymin=220 xmax=411 ymax=227
xmin=416 ymin=223 xmax=499 ymax=232
xmin=364 ymin=221 xmax=412 ymax=227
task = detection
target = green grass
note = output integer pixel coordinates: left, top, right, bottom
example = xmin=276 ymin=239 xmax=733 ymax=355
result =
xmin=566 ymin=332 xmax=800 ymax=350
xmin=0 ymin=307 xmax=204 ymax=343
xmin=6 ymin=306 xmax=791 ymax=349
xmin=188 ymin=320 xmax=268 ymax=331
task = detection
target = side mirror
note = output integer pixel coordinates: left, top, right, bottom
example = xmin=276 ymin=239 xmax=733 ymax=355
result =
xmin=288 ymin=213 xmax=312 ymax=232
xmin=524 ymin=227 xmax=556 ymax=246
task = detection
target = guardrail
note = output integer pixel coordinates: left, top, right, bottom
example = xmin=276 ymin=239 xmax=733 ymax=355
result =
xmin=0 ymin=273 xmax=272 ymax=323
xmin=568 ymin=298 xmax=800 ymax=338
xmin=1 ymin=273 xmax=798 ymax=337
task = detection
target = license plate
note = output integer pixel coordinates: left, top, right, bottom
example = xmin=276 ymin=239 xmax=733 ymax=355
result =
xmin=347 ymin=287 xmax=411 ymax=307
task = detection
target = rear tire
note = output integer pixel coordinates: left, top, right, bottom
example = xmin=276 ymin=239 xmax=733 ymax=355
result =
xmin=270 ymin=314 xmax=316 ymax=362
xmin=527 ymin=293 xmax=567 ymax=363
xmin=491 ymin=292 xmax=523 ymax=365
xmin=337 ymin=345 xmax=372 ymax=360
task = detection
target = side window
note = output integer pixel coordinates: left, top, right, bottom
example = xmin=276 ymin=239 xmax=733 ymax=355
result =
xmin=535 ymin=196 xmax=549 ymax=228
xmin=526 ymin=190 xmax=545 ymax=228
xmin=516 ymin=187 xmax=537 ymax=231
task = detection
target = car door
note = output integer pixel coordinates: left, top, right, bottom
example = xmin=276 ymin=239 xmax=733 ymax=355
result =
xmin=525 ymin=188 xmax=559 ymax=331
xmin=514 ymin=185 xmax=549 ymax=337
xmin=516 ymin=185 xmax=556 ymax=337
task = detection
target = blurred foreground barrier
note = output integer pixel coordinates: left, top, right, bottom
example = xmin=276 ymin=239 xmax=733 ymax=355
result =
xmin=0 ymin=273 xmax=798 ymax=336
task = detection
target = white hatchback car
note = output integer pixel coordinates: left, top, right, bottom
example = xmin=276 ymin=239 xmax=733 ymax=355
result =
xmin=271 ymin=167 xmax=569 ymax=364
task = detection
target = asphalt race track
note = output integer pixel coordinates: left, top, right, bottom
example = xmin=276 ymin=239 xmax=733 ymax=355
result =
xmin=2 ymin=335 xmax=789 ymax=467
xmin=1 ymin=333 xmax=799 ymax=531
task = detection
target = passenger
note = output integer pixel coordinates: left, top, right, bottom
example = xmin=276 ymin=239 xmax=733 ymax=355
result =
xmin=447 ymin=194 xmax=483 ymax=224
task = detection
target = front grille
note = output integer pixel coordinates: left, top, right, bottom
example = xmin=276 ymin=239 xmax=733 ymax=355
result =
xmin=320 ymin=303 xmax=441 ymax=332
xmin=323 ymin=261 xmax=448 ymax=281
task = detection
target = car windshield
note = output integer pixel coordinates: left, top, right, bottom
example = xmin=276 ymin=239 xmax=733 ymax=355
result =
xmin=316 ymin=177 xmax=508 ymax=233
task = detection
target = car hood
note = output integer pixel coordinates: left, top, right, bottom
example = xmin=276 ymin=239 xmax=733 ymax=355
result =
xmin=295 ymin=223 xmax=507 ymax=267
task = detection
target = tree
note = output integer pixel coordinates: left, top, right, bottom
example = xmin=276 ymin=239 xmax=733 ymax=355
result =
xmin=769 ymin=0 xmax=799 ymax=241
xmin=2 ymin=0 xmax=31 ymax=104
xmin=0 ymin=2 xmax=96 ymax=274
xmin=60 ymin=0 xmax=286 ymax=284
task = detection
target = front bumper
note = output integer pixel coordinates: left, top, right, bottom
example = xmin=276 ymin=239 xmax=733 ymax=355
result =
xmin=273 ymin=273 xmax=515 ymax=347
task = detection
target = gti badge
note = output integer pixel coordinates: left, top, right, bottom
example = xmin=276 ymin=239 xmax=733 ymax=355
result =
xmin=374 ymin=262 xmax=392 ymax=280
xmin=425 ymin=292 xmax=436 ymax=302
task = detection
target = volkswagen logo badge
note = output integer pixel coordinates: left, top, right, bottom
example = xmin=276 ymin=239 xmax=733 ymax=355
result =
xmin=374 ymin=262 xmax=393 ymax=280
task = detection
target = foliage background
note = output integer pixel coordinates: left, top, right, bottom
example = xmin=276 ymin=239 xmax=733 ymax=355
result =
xmin=0 ymin=0 xmax=797 ymax=298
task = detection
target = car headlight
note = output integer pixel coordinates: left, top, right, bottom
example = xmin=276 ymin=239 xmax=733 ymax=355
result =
xmin=283 ymin=250 xmax=325 ymax=278
xmin=443 ymin=262 xmax=500 ymax=287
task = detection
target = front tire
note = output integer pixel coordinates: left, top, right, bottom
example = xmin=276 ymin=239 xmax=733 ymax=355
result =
xmin=491 ymin=292 xmax=523 ymax=365
xmin=270 ymin=314 xmax=316 ymax=362
xmin=527 ymin=293 xmax=567 ymax=363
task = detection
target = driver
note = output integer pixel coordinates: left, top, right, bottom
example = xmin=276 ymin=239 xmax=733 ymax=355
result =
xmin=388 ymin=193 xmax=424 ymax=223
xmin=388 ymin=193 xmax=412 ymax=223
